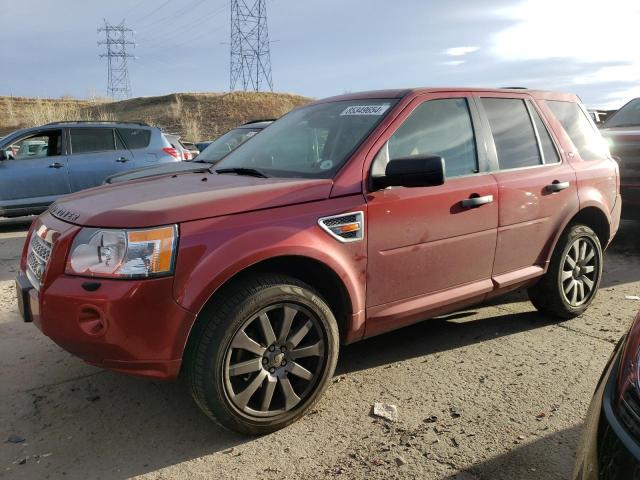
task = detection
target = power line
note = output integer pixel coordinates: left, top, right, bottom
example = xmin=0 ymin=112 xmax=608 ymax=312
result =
xmin=98 ymin=19 xmax=136 ymax=99
xmin=230 ymin=0 xmax=273 ymax=92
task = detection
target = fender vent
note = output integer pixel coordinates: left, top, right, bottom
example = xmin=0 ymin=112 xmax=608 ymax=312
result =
xmin=318 ymin=211 xmax=364 ymax=243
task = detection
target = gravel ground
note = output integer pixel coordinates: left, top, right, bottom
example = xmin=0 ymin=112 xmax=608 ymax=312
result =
xmin=1 ymin=218 xmax=639 ymax=480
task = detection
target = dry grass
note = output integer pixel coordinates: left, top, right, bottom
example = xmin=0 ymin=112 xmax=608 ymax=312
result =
xmin=0 ymin=91 xmax=312 ymax=140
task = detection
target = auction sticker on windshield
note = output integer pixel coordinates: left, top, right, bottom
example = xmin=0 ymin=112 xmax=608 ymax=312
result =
xmin=340 ymin=104 xmax=390 ymax=116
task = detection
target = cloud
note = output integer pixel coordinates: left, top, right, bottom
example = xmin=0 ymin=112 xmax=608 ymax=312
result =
xmin=444 ymin=46 xmax=480 ymax=57
xmin=442 ymin=60 xmax=465 ymax=66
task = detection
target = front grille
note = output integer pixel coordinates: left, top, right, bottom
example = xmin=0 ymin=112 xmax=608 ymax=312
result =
xmin=26 ymin=228 xmax=54 ymax=290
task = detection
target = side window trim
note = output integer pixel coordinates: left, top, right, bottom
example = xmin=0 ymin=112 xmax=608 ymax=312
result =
xmin=524 ymin=100 xmax=547 ymax=164
xmin=526 ymin=100 xmax=563 ymax=165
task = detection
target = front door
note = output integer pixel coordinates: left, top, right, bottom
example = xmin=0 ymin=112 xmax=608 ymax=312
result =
xmin=66 ymin=127 xmax=134 ymax=191
xmin=365 ymin=94 xmax=499 ymax=334
xmin=0 ymin=129 xmax=70 ymax=212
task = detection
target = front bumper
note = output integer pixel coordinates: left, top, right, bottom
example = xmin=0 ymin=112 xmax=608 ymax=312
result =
xmin=574 ymin=339 xmax=640 ymax=479
xmin=17 ymin=213 xmax=196 ymax=380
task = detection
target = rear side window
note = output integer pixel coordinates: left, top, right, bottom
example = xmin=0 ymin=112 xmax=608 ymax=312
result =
xmin=528 ymin=102 xmax=560 ymax=164
xmin=71 ymin=128 xmax=115 ymax=154
xmin=481 ymin=98 xmax=541 ymax=169
xmin=373 ymin=98 xmax=478 ymax=178
xmin=546 ymin=101 xmax=606 ymax=161
xmin=117 ymin=128 xmax=151 ymax=149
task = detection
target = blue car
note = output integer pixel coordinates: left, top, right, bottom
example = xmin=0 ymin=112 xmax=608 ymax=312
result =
xmin=0 ymin=121 xmax=179 ymax=218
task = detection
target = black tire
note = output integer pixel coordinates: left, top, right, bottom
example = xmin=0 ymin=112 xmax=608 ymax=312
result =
xmin=528 ymin=223 xmax=603 ymax=319
xmin=184 ymin=274 xmax=339 ymax=435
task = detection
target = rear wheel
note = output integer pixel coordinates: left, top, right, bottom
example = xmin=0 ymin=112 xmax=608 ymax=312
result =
xmin=528 ymin=224 xmax=603 ymax=319
xmin=185 ymin=274 xmax=339 ymax=434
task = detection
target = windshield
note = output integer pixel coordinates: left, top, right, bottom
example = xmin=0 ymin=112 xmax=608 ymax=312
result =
xmin=196 ymin=127 xmax=263 ymax=163
xmin=214 ymin=99 xmax=398 ymax=178
xmin=603 ymin=98 xmax=640 ymax=128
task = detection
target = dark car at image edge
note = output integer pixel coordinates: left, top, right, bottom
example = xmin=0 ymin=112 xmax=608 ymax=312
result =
xmin=574 ymin=311 xmax=640 ymax=479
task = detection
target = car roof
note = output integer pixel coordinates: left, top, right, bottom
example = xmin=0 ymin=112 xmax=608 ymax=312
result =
xmin=314 ymin=87 xmax=580 ymax=104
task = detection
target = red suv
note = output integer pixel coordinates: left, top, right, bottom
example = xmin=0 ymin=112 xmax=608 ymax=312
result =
xmin=16 ymin=88 xmax=621 ymax=434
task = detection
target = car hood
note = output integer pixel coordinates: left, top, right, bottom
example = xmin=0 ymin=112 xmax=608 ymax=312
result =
xmin=49 ymin=170 xmax=334 ymax=228
xmin=105 ymin=161 xmax=211 ymax=184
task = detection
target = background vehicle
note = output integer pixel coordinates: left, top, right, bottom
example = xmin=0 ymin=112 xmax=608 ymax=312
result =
xmin=0 ymin=121 xmax=178 ymax=218
xmin=104 ymin=120 xmax=272 ymax=184
xmin=164 ymin=133 xmax=193 ymax=161
xmin=589 ymin=109 xmax=616 ymax=126
xmin=601 ymin=98 xmax=640 ymax=219
xmin=17 ymin=88 xmax=619 ymax=435
xmin=574 ymin=311 xmax=640 ymax=479
xmin=195 ymin=141 xmax=212 ymax=152
xmin=181 ymin=141 xmax=200 ymax=159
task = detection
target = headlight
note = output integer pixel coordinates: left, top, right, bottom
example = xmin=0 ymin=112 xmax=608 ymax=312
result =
xmin=66 ymin=225 xmax=178 ymax=279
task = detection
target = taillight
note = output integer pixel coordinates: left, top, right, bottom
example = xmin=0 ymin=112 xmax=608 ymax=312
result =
xmin=163 ymin=147 xmax=179 ymax=159
xmin=615 ymin=312 xmax=640 ymax=435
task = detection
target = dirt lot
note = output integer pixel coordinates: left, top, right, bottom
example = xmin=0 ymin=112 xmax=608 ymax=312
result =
xmin=1 ymin=218 xmax=639 ymax=480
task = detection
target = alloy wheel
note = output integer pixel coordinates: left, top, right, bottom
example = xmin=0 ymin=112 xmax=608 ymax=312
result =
xmin=223 ymin=303 xmax=327 ymax=418
xmin=560 ymin=236 xmax=599 ymax=307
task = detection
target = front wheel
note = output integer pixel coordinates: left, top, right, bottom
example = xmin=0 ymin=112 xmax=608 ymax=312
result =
xmin=185 ymin=274 xmax=339 ymax=434
xmin=528 ymin=223 xmax=603 ymax=319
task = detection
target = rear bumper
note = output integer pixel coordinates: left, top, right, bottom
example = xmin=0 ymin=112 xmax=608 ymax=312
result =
xmin=574 ymin=339 xmax=640 ymax=479
xmin=19 ymin=271 xmax=195 ymax=380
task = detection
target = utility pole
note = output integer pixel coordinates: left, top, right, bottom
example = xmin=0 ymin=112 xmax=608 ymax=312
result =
xmin=98 ymin=20 xmax=135 ymax=100
xmin=230 ymin=0 xmax=273 ymax=92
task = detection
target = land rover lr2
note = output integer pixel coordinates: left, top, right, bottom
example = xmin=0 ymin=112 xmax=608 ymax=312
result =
xmin=16 ymin=88 xmax=621 ymax=434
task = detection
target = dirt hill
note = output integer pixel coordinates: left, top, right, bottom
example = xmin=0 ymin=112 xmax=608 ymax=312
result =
xmin=0 ymin=92 xmax=312 ymax=141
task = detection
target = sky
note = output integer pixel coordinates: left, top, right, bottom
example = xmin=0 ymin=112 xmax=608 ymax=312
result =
xmin=1 ymin=0 xmax=639 ymax=109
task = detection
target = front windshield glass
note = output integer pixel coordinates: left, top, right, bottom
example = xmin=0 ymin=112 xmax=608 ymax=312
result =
xmin=214 ymin=99 xmax=398 ymax=178
xmin=196 ymin=127 xmax=262 ymax=163
xmin=604 ymin=98 xmax=640 ymax=128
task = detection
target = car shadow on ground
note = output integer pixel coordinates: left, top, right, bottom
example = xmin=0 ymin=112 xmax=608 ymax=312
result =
xmin=337 ymin=309 xmax=555 ymax=376
xmin=443 ymin=424 xmax=583 ymax=480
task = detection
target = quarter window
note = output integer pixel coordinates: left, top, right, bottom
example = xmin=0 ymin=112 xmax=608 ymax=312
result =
xmin=372 ymin=98 xmax=478 ymax=179
xmin=481 ymin=98 xmax=541 ymax=169
xmin=546 ymin=100 xmax=607 ymax=161
xmin=71 ymin=128 xmax=116 ymax=154
xmin=117 ymin=128 xmax=151 ymax=149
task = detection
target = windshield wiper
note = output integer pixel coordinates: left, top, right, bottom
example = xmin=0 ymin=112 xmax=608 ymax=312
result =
xmin=214 ymin=167 xmax=269 ymax=178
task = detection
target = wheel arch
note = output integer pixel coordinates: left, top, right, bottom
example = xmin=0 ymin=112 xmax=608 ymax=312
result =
xmin=182 ymin=254 xmax=359 ymax=368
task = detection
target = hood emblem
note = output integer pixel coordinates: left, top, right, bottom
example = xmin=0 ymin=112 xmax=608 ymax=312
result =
xmin=49 ymin=203 xmax=80 ymax=223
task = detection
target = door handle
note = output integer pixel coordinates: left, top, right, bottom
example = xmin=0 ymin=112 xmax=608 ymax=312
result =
xmin=460 ymin=194 xmax=493 ymax=208
xmin=48 ymin=162 xmax=63 ymax=169
xmin=546 ymin=181 xmax=570 ymax=193
xmin=116 ymin=157 xmax=129 ymax=163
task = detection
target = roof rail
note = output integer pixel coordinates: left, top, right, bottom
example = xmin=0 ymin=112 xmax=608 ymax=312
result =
xmin=242 ymin=119 xmax=276 ymax=125
xmin=44 ymin=120 xmax=150 ymax=127
xmin=501 ymin=86 xmax=528 ymax=90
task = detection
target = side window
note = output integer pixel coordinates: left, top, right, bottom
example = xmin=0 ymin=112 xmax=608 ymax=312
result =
xmin=481 ymin=98 xmax=541 ymax=169
xmin=117 ymin=128 xmax=151 ymax=149
xmin=527 ymin=102 xmax=560 ymax=164
xmin=372 ymin=98 xmax=477 ymax=178
xmin=70 ymin=128 xmax=116 ymax=154
xmin=546 ymin=100 xmax=607 ymax=161
xmin=7 ymin=130 xmax=62 ymax=160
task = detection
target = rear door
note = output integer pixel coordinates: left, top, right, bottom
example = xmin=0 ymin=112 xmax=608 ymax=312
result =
xmin=116 ymin=127 xmax=158 ymax=166
xmin=66 ymin=127 xmax=135 ymax=191
xmin=0 ymin=129 xmax=70 ymax=210
xmin=365 ymin=93 xmax=499 ymax=333
xmin=475 ymin=94 xmax=579 ymax=283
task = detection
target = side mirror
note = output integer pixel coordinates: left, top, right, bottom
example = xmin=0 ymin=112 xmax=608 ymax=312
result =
xmin=374 ymin=154 xmax=445 ymax=189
